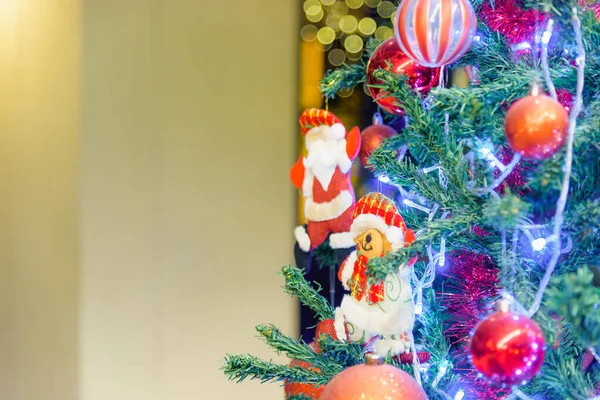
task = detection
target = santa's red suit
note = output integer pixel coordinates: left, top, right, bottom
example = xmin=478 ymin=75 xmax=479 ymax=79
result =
xmin=290 ymin=109 xmax=361 ymax=251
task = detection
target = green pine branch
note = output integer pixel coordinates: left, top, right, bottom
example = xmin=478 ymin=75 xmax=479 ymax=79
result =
xmin=282 ymin=265 xmax=334 ymax=321
xmin=546 ymin=268 xmax=600 ymax=347
xmin=222 ymin=354 xmax=329 ymax=386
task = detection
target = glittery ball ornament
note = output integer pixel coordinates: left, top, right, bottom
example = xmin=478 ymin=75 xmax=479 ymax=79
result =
xmin=504 ymin=84 xmax=569 ymax=160
xmin=319 ymin=354 xmax=429 ymax=400
xmin=469 ymin=300 xmax=545 ymax=386
xmin=284 ymin=343 xmax=325 ymax=399
xmin=394 ymin=0 xmax=477 ymax=67
xmin=359 ymin=114 xmax=398 ymax=167
xmin=366 ymin=38 xmax=440 ymax=116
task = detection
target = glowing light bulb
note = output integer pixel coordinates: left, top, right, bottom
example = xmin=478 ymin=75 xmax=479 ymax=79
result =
xmin=415 ymin=302 xmax=423 ymax=315
xmin=454 ymin=390 xmax=465 ymax=400
xmin=378 ymin=175 xmax=390 ymax=183
xmin=541 ymin=30 xmax=552 ymax=45
xmin=531 ymin=237 xmax=547 ymax=252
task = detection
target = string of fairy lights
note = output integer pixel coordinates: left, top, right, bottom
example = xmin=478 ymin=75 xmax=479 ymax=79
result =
xmin=301 ymin=0 xmax=397 ymax=67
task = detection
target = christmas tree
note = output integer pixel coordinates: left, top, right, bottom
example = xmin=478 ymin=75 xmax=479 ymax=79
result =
xmin=223 ymin=0 xmax=600 ymax=398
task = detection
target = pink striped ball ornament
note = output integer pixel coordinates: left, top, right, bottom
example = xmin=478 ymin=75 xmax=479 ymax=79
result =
xmin=394 ymin=0 xmax=478 ymax=68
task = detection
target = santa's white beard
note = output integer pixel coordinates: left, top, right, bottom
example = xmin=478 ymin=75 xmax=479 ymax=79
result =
xmin=305 ymin=138 xmax=350 ymax=190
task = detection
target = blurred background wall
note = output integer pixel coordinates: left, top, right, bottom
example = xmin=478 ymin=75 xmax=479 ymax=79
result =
xmin=0 ymin=1 xmax=297 ymax=399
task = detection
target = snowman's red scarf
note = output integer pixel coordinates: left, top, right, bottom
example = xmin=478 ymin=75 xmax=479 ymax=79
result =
xmin=348 ymin=254 xmax=386 ymax=305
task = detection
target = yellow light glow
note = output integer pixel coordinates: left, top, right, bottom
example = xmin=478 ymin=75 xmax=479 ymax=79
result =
xmin=317 ymin=27 xmax=336 ymax=45
xmin=306 ymin=8 xmax=324 ymax=22
xmin=365 ymin=0 xmax=382 ymax=7
xmin=301 ymin=25 xmax=319 ymax=41
xmin=358 ymin=17 xmax=377 ymax=35
xmin=390 ymin=10 xmax=397 ymax=22
xmin=374 ymin=26 xmax=393 ymax=40
xmin=304 ymin=0 xmax=321 ymax=12
xmin=344 ymin=34 xmax=364 ymax=53
xmin=321 ymin=0 xmax=336 ymax=4
xmin=331 ymin=1 xmax=349 ymax=16
xmin=339 ymin=87 xmax=355 ymax=98
xmin=377 ymin=1 xmax=396 ymax=18
xmin=339 ymin=15 xmax=358 ymax=34
xmin=306 ymin=4 xmax=322 ymax=15
xmin=326 ymin=15 xmax=342 ymax=30
xmin=328 ymin=48 xmax=347 ymax=66
xmin=347 ymin=49 xmax=363 ymax=61
xmin=346 ymin=0 xmax=365 ymax=9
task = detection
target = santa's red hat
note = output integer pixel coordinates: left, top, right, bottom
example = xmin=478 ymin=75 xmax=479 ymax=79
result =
xmin=351 ymin=192 xmax=416 ymax=250
xmin=299 ymin=109 xmax=344 ymax=136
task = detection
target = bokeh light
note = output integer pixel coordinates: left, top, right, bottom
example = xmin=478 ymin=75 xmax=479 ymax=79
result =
xmin=374 ymin=25 xmax=393 ymax=40
xmin=317 ymin=26 xmax=336 ymax=45
xmin=345 ymin=0 xmax=365 ymax=9
xmin=306 ymin=8 xmax=325 ymax=22
xmin=304 ymin=0 xmax=321 ymax=12
xmin=339 ymin=87 xmax=355 ymax=98
xmin=326 ymin=14 xmax=342 ymax=30
xmin=347 ymin=50 xmax=363 ymax=61
xmin=358 ymin=17 xmax=377 ymax=36
xmin=328 ymin=48 xmax=347 ymax=66
xmin=344 ymin=34 xmax=364 ymax=53
xmin=339 ymin=15 xmax=358 ymax=34
xmin=377 ymin=1 xmax=396 ymax=17
xmin=301 ymin=25 xmax=319 ymax=41
xmin=331 ymin=1 xmax=349 ymax=16
xmin=302 ymin=0 xmax=397 ymax=79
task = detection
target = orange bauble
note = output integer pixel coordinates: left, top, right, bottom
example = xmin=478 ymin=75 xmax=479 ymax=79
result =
xmin=504 ymin=92 xmax=569 ymax=160
xmin=284 ymin=343 xmax=325 ymax=399
xmin=319 ymin=355 xmax=429 ymax=400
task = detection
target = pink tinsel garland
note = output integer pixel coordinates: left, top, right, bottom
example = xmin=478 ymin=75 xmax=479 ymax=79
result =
xmin=480 ymin=0 xmax=600 ymax=45
xmin=480 ymin=0 xmax=548 ymax=45
xmin=495 ymin=148 xmax=531 ymax=196
xmin=441 ymin=252 xmax=508 ymax=399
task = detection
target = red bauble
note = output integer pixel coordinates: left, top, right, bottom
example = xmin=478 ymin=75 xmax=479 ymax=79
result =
xmin=394 ymin=0 xmax=477 ymax=67
xmin=504 ymin=89 xmax=569 ymax=160
xmin=366 ymin=39 xmax=441 ymax=116
xmin=359 ymin=124 xmax=397 ymax=167
xmin=313 ymin=319 xmax=339 ymax=353
xmin=284 ymin=343 xmax=325 ymax=399
xmin=469 ymin=303 xmax=545 ymax=386
xmin=319 ymin=355 xmax=429 ymax=400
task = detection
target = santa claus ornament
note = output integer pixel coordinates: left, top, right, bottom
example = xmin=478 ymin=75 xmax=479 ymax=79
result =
xmin=334 ymin=192 xmax=417 ymax=356
xmin=290 ymin=109 xmax=361 ymax=269
xmin=319 ymin=353 xmax=429 ymax=400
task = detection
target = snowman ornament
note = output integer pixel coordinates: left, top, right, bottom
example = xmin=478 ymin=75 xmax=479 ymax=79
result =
xmin=334 ymin=192 xmax=417 ymax=356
